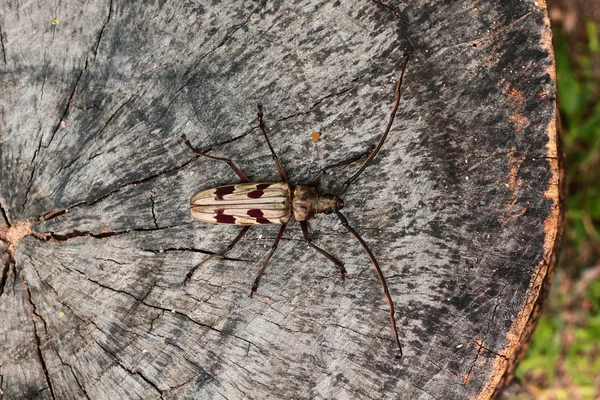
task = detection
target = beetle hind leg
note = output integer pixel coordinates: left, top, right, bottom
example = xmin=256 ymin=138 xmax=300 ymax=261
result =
xmin=250 ymin=223 xmax=287 ymax=296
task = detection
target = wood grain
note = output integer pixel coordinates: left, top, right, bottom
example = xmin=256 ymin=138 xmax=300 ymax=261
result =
xmin=0 ymin=1 xmax=561 ymax=398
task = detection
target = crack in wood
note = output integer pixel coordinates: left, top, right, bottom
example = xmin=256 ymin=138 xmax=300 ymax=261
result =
xmin=55 ymin=350 xmax=91 ymax=400
xmin=163 ymin=1 xmax=267 ymax=117
xmin=0 ymin=220 xmax=31 ymax=297
xmin=0 ymin=203 xmax=9 ymax=227
xmin=26 ymin=259 xmax=87 ymax=328
xmin=331 ymin=323 xmax=383 ymax=342
xmin=37 ymin=209 xmax=67 ymax=223
xmin=146 ymin=330 xmax=219 ymax=387
xmin=82 ymin=89 xmax=144 ymax=163
xmin=31 ymin=226 xmax=170 ymax=243
xmin=90 ymin=335 xmax=164 ymax=397
xmin=141 ymin=247 xmax=251 ymax=263
xmin=24 ymin=281 xmax=56 ymax=399
xmin=21 ymin=57 xmax=89 ymax=214
xmin=0 ymin=22 xmax=6 ymax=65
xmin=228 ymin=359 xmax=270 ymax=390
xmin=93 ymin=0 xmax=113 ymax=58
xmin=0 ymin=255 xmax=11 ymax=299
xmin=1 ymin=217 xmax=172 ymax=296
xmin=21 ymin=135 xmax=44 ymax=214
xmin=464 ymin=339 xmax=510 ymax=386
xmin=60 ymin=263 xmax=264 ymax=353
xmin=33 ymin=157 xmax=197 ymax=224
xmin=52 ymin=87 xmax=144 ymax=173
xmin=150 ymin=195 xmax=159 ymax=229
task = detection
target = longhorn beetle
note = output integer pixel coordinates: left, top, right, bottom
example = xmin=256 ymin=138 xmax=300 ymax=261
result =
xmin=183 ymin=54 xmax=409 ymax=355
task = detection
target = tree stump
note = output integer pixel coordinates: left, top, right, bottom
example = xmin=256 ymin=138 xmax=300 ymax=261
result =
xmin=0 ymin=1 xmax=562 ymax=399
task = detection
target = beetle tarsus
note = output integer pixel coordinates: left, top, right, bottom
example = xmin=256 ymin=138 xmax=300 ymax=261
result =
xmin=184 ymin=259 xmax=204 ymax=283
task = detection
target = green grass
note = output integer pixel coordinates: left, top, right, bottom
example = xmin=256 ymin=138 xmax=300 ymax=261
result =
xmin=514 ymin=23 xmax=600 ymax=400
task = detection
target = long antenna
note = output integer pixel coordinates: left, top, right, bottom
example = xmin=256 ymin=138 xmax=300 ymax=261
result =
xmin=338 ymin=53 xmax=410 ymax=195
xmin=335 ymin=210 xmax=402 ymax=356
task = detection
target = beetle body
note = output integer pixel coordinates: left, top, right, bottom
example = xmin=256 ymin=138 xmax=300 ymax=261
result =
xmin=190 ymin=183 xmax=343 ymax=225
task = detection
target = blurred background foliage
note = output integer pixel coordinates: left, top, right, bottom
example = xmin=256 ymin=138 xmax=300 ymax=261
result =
xmin=512 ymin=1 xmax=600 ymax=399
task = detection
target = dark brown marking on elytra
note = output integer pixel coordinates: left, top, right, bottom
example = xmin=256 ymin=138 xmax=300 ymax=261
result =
xmin=247 ymin=190 xmax=264 ymax=199
xmin=247 ymin=208 xmax=273 ymax=224
xmin=247 ymin=209 xmax=264 ymax=218
xmin=215 ymin=209 xmax=236 ymax=224
xmin=248 ymin=208 xmax=272 ymax=224
xmin=247 ymin=184 xmax=270 ymax=199
xmin=215 ymin=186 xmax=236 ymax=200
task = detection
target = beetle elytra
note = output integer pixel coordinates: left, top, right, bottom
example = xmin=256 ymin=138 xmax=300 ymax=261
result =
xmin=183 ymin=54 xmax=409 ymax=355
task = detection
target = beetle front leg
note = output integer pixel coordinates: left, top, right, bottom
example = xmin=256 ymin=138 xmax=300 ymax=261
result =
xmin=184 ymin=226 xmax=251 ymax=284
xmin=300 ymin=221 xmax=347 ymax=278
xmin=250 ymin=223 xmax=287 ymax=296
xmin=308 ymin=145 xmax=374 ymax=187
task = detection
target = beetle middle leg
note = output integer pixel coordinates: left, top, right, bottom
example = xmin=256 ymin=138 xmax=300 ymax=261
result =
xmin=184 ymin=226 xmax=251 ymax=284
xmin=250 ymin=223 xmax=287 ymax=296
xmin=300 ymin=221 xmax=347 ymax=278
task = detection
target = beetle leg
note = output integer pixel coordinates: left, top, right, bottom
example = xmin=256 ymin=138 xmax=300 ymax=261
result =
xmin=335 ymin=210 xmax=403 ymax=356
xmin=257 ymin=104 xmax=288 ymax=183
xmin=182 ymin=134 xmax=250 ymax=183
xmin=184 ymin=226 xmax=251 ymax=284
xmin=308 ymin=145 xmax=374 ymax=187
xmin=250 ymin=223 xmax=287 ymax=296
xmin=300 ymin=221 xmax=347 ymax=278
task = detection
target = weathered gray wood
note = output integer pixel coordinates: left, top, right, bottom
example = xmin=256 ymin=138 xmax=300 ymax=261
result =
xmin=0 ymin=1 xmax=561 ymax=399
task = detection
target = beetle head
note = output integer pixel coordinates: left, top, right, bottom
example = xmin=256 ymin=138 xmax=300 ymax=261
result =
xmin=321 ymin=194 xmax=344 ymax=214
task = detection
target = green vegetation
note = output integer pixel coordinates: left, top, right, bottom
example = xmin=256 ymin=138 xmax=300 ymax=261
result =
xmin=514 ymin=23 xmax=600 ymax=400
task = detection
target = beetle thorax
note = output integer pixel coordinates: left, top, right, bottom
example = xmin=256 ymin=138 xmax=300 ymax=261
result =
xmin=292 ymin=185 xmax=342 ymax=221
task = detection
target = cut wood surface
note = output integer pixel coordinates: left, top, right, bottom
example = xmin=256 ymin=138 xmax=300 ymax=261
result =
xmin=0 ymin=1 xmax=562 ymax=399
